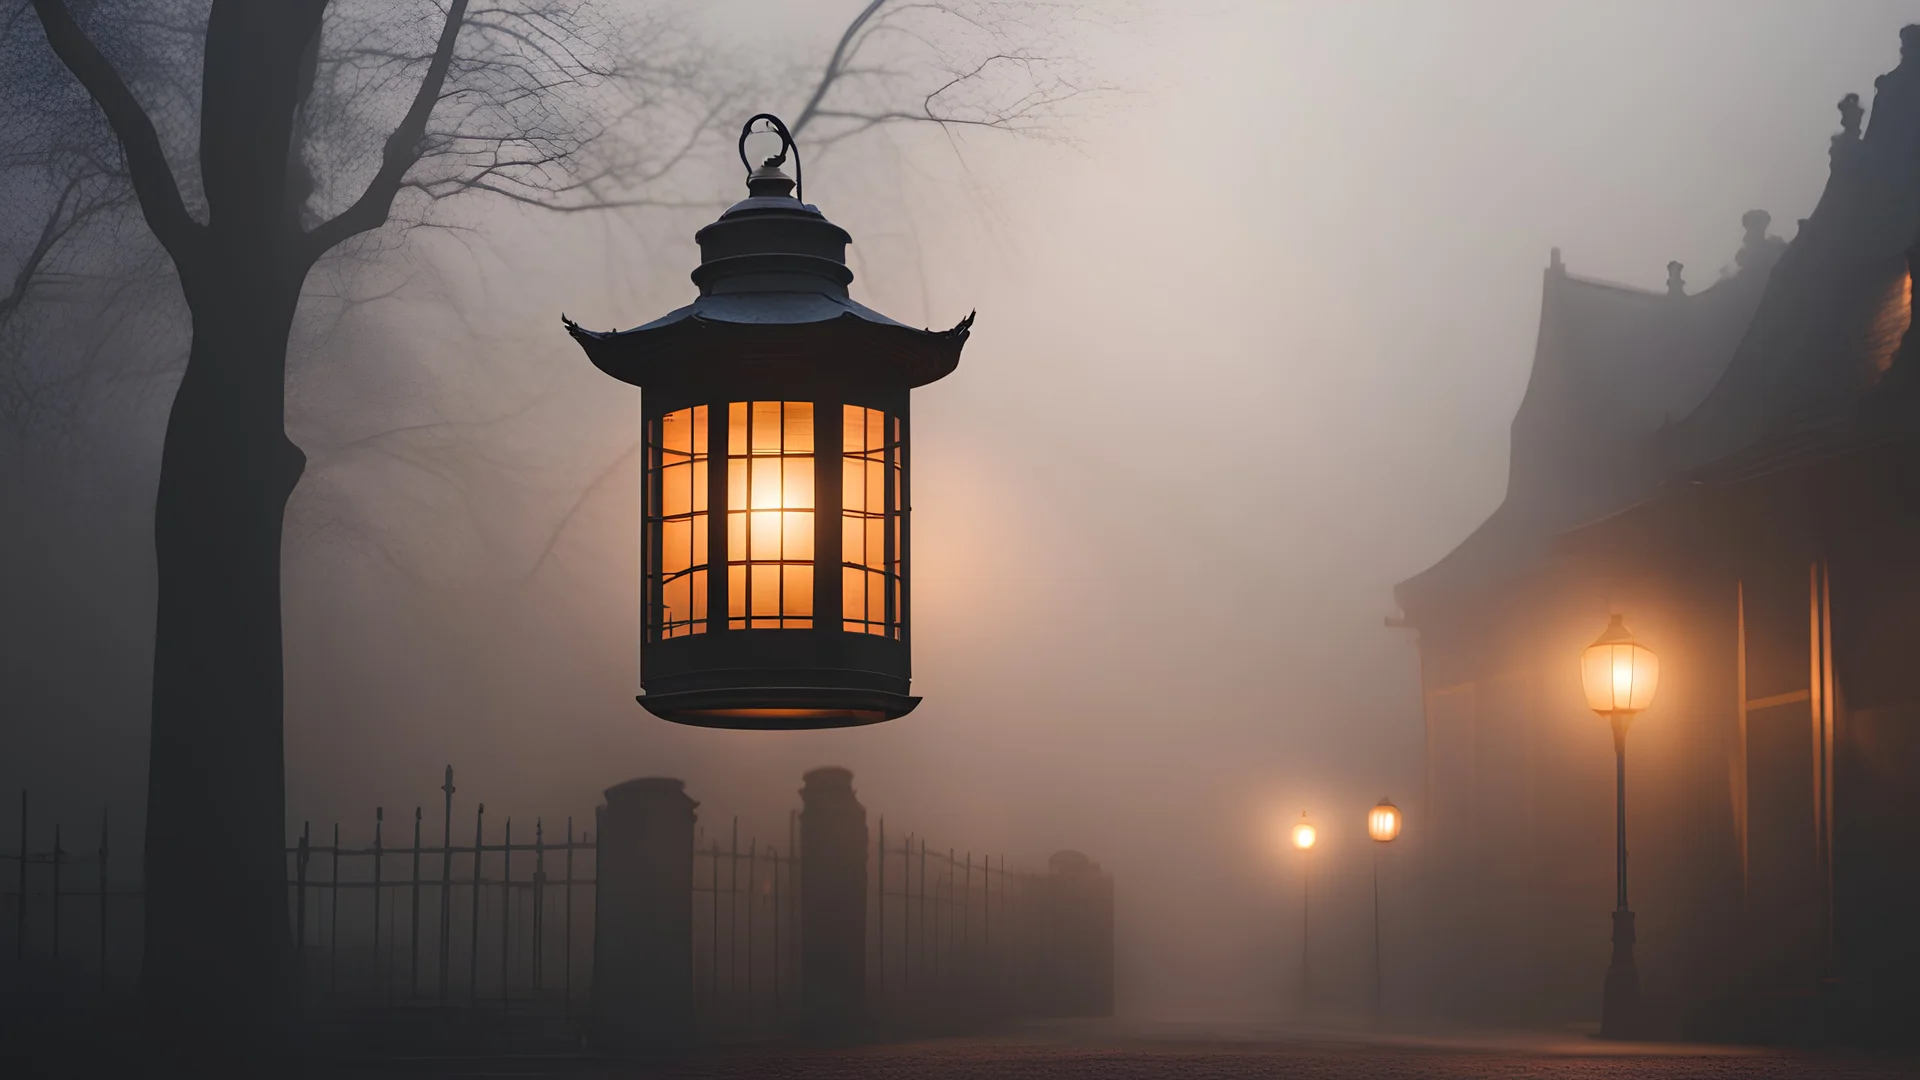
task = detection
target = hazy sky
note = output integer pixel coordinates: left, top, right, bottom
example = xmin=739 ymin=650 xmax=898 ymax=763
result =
xmin=8 ymin=0 xmax=1919 ymax=1015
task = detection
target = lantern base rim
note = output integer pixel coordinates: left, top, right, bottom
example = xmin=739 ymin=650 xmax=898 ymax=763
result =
xmin=637 ymin=686 xmax=920 ymax=729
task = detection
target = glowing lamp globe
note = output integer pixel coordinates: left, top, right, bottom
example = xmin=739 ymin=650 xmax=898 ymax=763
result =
xmin=565 ymin=115 xmax=971 ymax=729
xmin=1367 ymin=799 xmax=1402 ymax=843
xmin=1291 ymin=816 xmax=1317 ymax=851
xmin=1580 ymin=614 xmax=1659 ymax=717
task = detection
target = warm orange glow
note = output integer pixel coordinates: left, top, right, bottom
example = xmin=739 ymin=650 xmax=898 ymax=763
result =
xmin=651 ymin=406 xmax=709 ymax=639
xmin=842 ymin=404 xmax=902 ymax=637
xmin=728 ymin=401 xmax=814 ymax=629
xmin=1368 ymin=799 xmax=1401 ymax=843
xmin=679 ymin=707 xmax=887 ymax=726
xmin=1580 ymin=614 xmax=1659 ymax=715
xmin=1291 ymin=818 xmax=1317 ymax=851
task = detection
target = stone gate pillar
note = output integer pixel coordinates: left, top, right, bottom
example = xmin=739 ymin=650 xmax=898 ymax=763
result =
xmin=1044 ymin=850 xmax=1115 ymax=1018
xmin=592 ymin=777 xmax=697 ymax=1050
xmin=799 ymin=766 xmax=868 ymax=1033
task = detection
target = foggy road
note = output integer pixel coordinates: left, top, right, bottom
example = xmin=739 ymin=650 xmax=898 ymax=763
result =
xmin=335 ymin=1024 xmax=1919 ymax=1080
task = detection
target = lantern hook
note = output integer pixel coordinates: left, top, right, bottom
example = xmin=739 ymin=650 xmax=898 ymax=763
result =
xmin=739 ymin=113 xmax=803 ymax=204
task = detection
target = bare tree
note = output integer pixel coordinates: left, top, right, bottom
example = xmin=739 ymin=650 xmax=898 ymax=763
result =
xmin=11 ymin=0 xmax=1098 ymax=1038
xmin=21 ymin=0 xmax=639 ymax=1032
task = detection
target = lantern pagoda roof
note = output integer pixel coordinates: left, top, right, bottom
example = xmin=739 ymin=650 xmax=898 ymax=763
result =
xmin=563 ymin=157 xmax=971 ymax=391
xmin=565 ymin=293 xmax=972 ymax=391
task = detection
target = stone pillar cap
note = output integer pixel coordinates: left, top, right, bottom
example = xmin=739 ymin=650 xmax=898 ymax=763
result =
xmin=603 ymin=777 xmax=698 ymax=809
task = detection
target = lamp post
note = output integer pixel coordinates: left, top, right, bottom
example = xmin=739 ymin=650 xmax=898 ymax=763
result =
xmin=1367 ymin=798 xmax=1401 ymax=1022
xmin=566 ymin=114 xmax=972 ymax=729
xmin=1291 ymin=813 xmax=1316 ymax=1014
xmin=1580 ymin=613 xmax=1659 ymax=1039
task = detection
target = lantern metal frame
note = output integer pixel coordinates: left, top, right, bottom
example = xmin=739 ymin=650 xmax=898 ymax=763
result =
xmin=566 ymin=115 xmax=971 ymax=729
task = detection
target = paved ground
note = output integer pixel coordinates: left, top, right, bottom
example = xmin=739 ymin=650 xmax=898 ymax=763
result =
xmin=339 ymin=1021 xmax=1920 ymax=1079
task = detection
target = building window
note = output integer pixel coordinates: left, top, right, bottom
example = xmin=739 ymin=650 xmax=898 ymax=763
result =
xmin=728 ymin=401 xmax=814 ymax=629
xmin=647 ymin=405 xmax=708 ymax=640
xmin=842 ymin=404 xmax=903 ymax=638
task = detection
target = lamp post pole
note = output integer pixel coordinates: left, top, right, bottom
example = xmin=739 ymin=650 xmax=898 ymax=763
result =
xmin=1602 ymin=713 xmax=1640 ymax=1038
xmin=1372 ymin=844 xmax=1383 ymax=1021
xmin=1290 ymin=815 xmax=1315 ymax=1016
xmin=1301 ymin=856 xmax=1311 ymax=1015
xmin=1582 ymin=612 xmax=1655 ymax=1040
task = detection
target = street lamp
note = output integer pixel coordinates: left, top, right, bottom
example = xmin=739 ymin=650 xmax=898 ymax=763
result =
xmin=1291 ymin=812 xmax=1315 ymax=1014
xmin=566 ymin=114 xmax=972 ymax=729
xmin=1368 ymin=798 xmax=1400 ymax=1021
xmin=1580 ymin=613 xmax=1659 ymax=1038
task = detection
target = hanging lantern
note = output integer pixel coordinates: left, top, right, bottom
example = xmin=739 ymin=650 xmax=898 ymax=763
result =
xmin=1291 ymin=814 xmax=1318 ymax=851
xmin=1580 ymin=614 xmax=1659 ymax=717
xmin=1367 ymin=799 xmax=1401 ymax=843
xmin=566 ymin=115 xmax=971 ymax=729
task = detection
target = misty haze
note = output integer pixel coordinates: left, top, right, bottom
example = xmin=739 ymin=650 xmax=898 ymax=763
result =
xmin=5 ymin=2 xmax=1920 ymax=1077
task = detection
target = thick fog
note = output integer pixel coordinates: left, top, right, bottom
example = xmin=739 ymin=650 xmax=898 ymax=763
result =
xmin=4 ymin=0 xmax=1914 ymax=1018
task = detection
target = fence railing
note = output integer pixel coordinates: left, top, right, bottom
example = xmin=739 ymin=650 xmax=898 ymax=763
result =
xmin=870 ymin=818 xmax=1045 ymax=1020
xmin=0 ymin=793 xmax=137 ymax=993
xmin=285 ymin=767 xmax=597 ymax=1011
xmin=691 ymin=815 xmax=800 ymax=1036
xmin=3 ymin=769 xmax=1110 ymax=1040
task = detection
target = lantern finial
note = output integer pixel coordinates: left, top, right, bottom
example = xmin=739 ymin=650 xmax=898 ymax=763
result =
xmin=739 ymin=113 xmax=802 ymax=203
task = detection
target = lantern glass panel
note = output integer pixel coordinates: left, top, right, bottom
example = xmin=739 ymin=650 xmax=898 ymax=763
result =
xmin=1580 ymin=639 xmax=1659 ymax=714
xmin=842 ymin=404 xmax=904 ymax=637
xmin=1368 ymin=803 xmax=1401 ymax=842
xmin=646 ymin=406 xmax=708 ymax=640
xmin=727 ymin=401 xmax=814 ymax=629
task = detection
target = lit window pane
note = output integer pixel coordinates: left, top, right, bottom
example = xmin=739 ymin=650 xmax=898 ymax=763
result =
xmin=783 ymin=564 xmax=813 ymax=617
xmin=866 ymin=409 xmax=883 ymax=453
xmin=728 ymin=459 xmax=747 ymax=511
xmin=784 ymin=458 xmax=814 ymax=509
xmin=843 ymin=516 xmax=863 ymax=564
xmin=663 ymin=520 xmax=692 ymax=574
xmin=866 ymin=460 xmax=884 ymax=514
xmin=662 ymin=463 xmax=692 ymax=518
xmin=785 ymin=402 xmax=814 ymax=454
xmin=647 ymin=406 xmax=710 ymax=640
xmin=724 ymin=401 xmax=818 ymax=634
xmin=843 ymin=459 xmax=865 ymax=512
xmin=868 ymin=570 xmax=886 ymax=622
xmin=752 ymin=401 xmax=782 ymax=453
xmin=663 ymin=574 xmax=691 ymax=635
xmin=752 ymin=564 xmax=780 ymax=617
xmin=662 ymin=411 xmax=692 ymax=455
xmin=843 ymin=568 xmax=864 ymax=625
xmin=784 ymin=511 xmax=815 ymax=562
xmin=843 ymin=404 xmax=865 ymax=453
xmin=750 ymin=510 xmax=781 ymax=561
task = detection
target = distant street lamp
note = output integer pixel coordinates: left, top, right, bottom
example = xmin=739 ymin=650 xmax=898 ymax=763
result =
xmin=1368 ymin=798 xmax=1401 ymax=1021
xmin=1291 ymin=812 xmax=1316 ymax=1014
xmin=567 ymin=114 xmax=972 ymax=729
xmin=1580 ymin=614 xmax=1660 ymax=1038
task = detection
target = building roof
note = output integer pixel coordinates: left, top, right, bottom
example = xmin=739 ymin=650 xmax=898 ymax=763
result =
xmin=1398 ymin=25 xmax=1920 ymax=623
xmin=1395 ymin=240 xmax=1774 ymax=620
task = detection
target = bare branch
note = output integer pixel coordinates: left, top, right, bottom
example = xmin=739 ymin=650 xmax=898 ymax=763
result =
xmin=304 ymin=0 xmax=472 ymax=261
xmin=24 ymin=0 xmax=201 ymax=259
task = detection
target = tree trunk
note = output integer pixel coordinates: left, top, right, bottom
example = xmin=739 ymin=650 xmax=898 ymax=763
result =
xmin=141 ymin=255 xmax=305 ymax=1034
